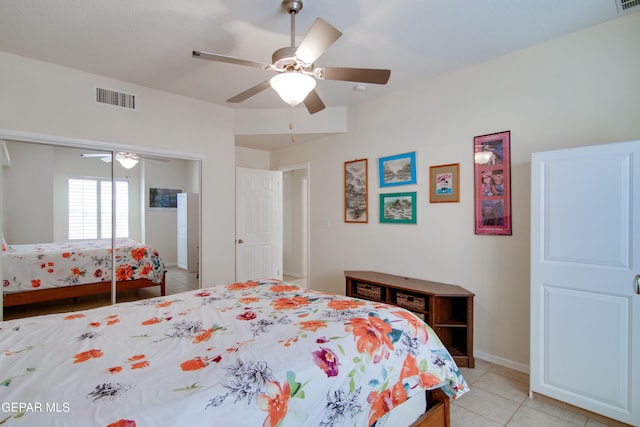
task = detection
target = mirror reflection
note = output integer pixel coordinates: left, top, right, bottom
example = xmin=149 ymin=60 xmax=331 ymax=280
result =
xmin=2 ymin=140 xmax=201 ymax=320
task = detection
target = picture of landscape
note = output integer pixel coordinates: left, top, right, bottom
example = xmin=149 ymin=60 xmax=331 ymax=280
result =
xmin=379 ymin=192 xmax=416 ymax=224
xmin=378 ymin=152 xmax=416 ymax=187
xmin=345 ymin=159 xmax=368 ymax=223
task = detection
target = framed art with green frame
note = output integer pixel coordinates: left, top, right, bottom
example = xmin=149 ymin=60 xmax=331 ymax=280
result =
xmin=379 ymin=192 xmax=417 ymax=224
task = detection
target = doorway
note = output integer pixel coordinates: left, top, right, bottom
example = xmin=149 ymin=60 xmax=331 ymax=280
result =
xmin=280 ymin=163 xmax=309 ymax=288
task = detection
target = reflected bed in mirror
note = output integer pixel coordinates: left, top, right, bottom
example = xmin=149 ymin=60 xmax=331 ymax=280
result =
xmin=2 ymin=238 xmax=166 ymax=307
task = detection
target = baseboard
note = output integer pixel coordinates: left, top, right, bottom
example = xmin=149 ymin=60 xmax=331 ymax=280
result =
xmin=474 ymin=350 xmax=530 ymax=374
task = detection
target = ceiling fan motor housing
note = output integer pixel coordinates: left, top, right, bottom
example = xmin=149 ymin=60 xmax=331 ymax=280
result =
xmin=272 ymin=46 xmax=313 ymax=72
xmin=283 ymin=0 xmax=303 ymax=14
xmin=272 ymin=46 xmax=297 ymax=69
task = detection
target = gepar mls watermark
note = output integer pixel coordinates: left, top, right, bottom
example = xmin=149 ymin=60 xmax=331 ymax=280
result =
xmin=1 ymin=401 xmax=70 ymax=413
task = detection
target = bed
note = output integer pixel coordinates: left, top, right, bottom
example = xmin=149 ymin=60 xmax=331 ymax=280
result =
xmin=2 ymin=238 xmax=166 ymax=307
xmin=0 ymin=279 xmax=468 ymax=426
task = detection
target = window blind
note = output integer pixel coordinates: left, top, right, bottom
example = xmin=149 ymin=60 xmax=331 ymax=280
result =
xmin=68 ymin=178 xmax=129 ymax=240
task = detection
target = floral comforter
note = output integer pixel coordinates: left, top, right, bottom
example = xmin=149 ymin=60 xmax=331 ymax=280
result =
xmin=2 ymin=239 xmax=165 ymax=293
xmin=0 ymin=279 xmax=468 ymax=426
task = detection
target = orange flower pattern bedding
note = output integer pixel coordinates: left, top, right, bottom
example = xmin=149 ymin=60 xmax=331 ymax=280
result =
xmin=0 ymin=279 xmax=468 ymax=426
xmin=2 ymin=239 xmax=165 ymax=293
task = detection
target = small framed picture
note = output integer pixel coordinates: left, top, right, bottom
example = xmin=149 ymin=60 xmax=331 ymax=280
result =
xmin=379 ymin=192 xmax=417 ymax=224
xmin=344 ymin=158 xmax=368 ymax=223
xmin=148 ymin=187 xmax=182 ymax=209
xmin=430 ymin=163 xmax=460 ymax=203
xmin=378 ymin=152 xmax=416 ymax=187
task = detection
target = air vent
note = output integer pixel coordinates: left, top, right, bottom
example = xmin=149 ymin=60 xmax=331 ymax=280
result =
xmin=96 ymin=87 xmax=136 ymax=109
xmin=616 ymin=0 xmax=640 ymax=13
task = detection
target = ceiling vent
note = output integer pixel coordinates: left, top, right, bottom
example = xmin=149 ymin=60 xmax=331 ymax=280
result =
xmin=616 ymin=0 xmax=640 ymax=13
xmin=96 ymin=87 xmax=136 ymax=110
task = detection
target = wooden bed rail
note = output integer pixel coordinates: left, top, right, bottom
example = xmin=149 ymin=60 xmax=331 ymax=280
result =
xmin=410 ymin=388 xmax=451 ymax=427
xmin=3 ymin=271 xmax=166 ymax=307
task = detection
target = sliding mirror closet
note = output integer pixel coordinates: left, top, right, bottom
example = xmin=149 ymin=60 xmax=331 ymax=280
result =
xmin=1 ymin=139 xmax=201 ymax=320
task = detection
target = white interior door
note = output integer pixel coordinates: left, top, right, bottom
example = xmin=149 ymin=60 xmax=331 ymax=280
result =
xmin=235 ymin=167 xmax=283 ymax=282
xmin=531 ymin=140 xmax=639 ymax=425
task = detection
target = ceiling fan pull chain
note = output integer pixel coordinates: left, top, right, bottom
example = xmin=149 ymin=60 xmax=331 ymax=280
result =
xmin=289 ymin=112 xmax=296 ymax=143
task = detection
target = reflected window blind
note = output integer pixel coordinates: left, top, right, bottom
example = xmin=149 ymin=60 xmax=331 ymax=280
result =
xmin=68 ymin=178 xmax=129 ymax=240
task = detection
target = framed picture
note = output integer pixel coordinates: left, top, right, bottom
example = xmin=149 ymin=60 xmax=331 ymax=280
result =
xmin=148 ymin=187 xmax=182 ymax=209
xmin=378 ymin=152 xmax=416 ymax=187
xmin=379 ymin=192 xmax=417 ymax=224
xmin=344 ymin=158 xmax=368 ymax=223
xmin=430 ymin=163 xmax=460 ymax=203
xmin=473 ymin=131 xmax=511 ymax=235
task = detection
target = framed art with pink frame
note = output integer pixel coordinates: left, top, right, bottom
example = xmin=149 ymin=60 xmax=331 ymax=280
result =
xmin=473 ymin=131 xmax=511 ymax=235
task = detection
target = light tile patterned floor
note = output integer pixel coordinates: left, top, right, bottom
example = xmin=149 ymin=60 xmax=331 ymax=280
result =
xmin=453 ymin=359 xmax=632 ymax=427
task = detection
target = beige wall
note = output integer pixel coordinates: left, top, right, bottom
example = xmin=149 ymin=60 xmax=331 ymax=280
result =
xmin=270 ymin=13 xmax=640 ymax=370
xmin=0 ymin=51 xmax=237 ymax=285
xmin=235 ymin=146 xmax=270 ymax=169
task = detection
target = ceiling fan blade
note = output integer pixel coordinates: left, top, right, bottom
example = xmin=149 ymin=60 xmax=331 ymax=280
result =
xmin=227 ymin=80 xmax=272 ymax=103
xmin=192 ymin=51 xmax=270 ymax=70
xmin=318 ymin=67 xmax=391 ymax=85
xmin=303 ymin=89 xmax=325 ymax=114
xmin=295 ymin=18 xmax=342 ymax=65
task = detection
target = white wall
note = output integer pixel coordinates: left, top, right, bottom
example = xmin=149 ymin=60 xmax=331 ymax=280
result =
xmin=2 ymin=142 xmax=54 ymax=244
xmin=0 ymin=52 xmax=236 ymax=285
xmin=235 ymin=146 xmax=270 ymax=169
xmin=143 ymin=158 xmax=199 ymax=265
xmin=271 ymin=13 xmax=640 ymax=370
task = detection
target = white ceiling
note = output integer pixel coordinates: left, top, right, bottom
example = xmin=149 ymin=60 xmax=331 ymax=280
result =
xmin=0 ymin=0 xmax=630 ymax=150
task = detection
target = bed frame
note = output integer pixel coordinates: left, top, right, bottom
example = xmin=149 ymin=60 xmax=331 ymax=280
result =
xmin=411 ymin=388 xmax=451 ymax=427
xmin=2 ymin=272 xmax=166 ymax=307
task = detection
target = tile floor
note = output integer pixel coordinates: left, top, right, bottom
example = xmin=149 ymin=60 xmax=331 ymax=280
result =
xmin=283 ymin=273 xmax=307 ymax=287
xmin=453 ymin=359 xmax=632 ymax=427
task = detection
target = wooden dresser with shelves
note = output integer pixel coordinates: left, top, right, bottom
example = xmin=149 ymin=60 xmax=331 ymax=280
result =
xmin=345 ymin=270 xmax=475 ymax=368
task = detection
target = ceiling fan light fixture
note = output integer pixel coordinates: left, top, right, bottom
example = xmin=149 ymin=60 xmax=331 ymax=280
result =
xmin=117 ymin=157 xmax=138 ymax=169
xmin=270 ymin=72 xmax=316 ymax=107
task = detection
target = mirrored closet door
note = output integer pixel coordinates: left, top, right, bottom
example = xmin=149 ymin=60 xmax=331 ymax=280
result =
xmin=1 ymin=139 xmax=201 ymax=320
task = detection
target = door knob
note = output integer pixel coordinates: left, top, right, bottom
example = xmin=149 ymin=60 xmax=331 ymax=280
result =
xmin=237 ymin=239 xmax=244 ymax=244
xmin=635 ymin=274 xmax=640 ymax=295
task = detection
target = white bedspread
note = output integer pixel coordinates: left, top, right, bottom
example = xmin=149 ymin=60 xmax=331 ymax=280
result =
xmin=0 ymin=279 xmax=468 ymax=426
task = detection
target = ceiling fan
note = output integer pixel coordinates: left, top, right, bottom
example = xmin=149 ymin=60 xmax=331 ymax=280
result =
xmin=192 ymin=0 xmax=391 ymax=114
xmin=81 ymin=152 xmax=168 ymax=169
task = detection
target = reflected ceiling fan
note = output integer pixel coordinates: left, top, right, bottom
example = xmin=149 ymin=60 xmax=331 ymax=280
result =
xmin=80 ymin=152 xmax=168 ymax=169
xmin=192 ymin=0 xmax=391 ymax=114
